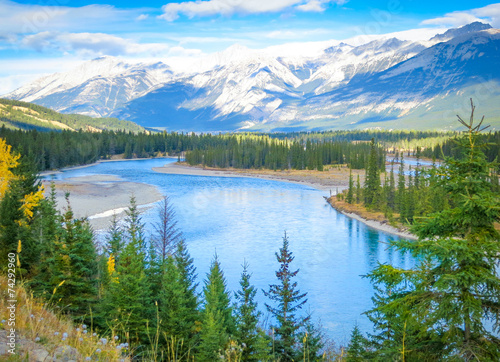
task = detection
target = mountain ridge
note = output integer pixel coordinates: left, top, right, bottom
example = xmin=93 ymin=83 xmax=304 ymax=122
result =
xmin=5 ymin=22 xmax=499 ymax=132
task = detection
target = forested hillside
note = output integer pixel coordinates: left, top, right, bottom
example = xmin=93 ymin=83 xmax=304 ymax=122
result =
xmin=0 ymin=98 xmax=144 ymax=133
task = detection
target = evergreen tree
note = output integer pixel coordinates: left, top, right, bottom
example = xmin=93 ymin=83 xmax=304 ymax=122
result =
xmin=264 ymin=232 xmax=308 ymax=362
xmin=198 ymin=254 xmax=234 ymax=361
xmin=346 ymin=325 xmax=368 ymax=361
xmin=105 ymin=241 xmax=153 ymax=346
xmin=355 ymin=175 xmax=361 ymax=204
xmin=50 ymin=196 xmax=99 ymax=321
xmin=151 ymin=195 xmax=182 ymax=267
xmin=234 ymin=262 xmax=269 ymax=361
xmin=363 ymin=138 xmax=380 ymax=208
xmin=346 ymin=169 xmax=354 ymax=204
xmin=102 ymin=198 xmax=153 ymax=346
xmin=105 ymin=213 xmax=124 ymax=262
xmin=0 ymin=155 xmax=43 ymax=274
xmin=124 ymin=196 xmax=146 ymax=252
xmin=28 ymin=182 xmax=60 ymax=297
xmin=298 ymin=318 xmax=324 ymax=362
xmin=366 ymin=101 xmax=500 ymax=360
xmin=397 ymin=155 xmax=406 ymax=221
xmin=159 ymin=241 xmax=199 ymax=349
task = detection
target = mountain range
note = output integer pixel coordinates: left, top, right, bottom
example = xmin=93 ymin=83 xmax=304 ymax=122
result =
xmin=5 ymin=22 xmax=500 ymax=132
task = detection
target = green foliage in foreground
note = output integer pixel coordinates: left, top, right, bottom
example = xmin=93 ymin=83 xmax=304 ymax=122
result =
xmin=363 ymin=101 xmax=500 ymax=360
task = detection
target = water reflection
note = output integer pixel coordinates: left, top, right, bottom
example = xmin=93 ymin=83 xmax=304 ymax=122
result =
xmin=43 ymin=158 xmax=415 ymax=342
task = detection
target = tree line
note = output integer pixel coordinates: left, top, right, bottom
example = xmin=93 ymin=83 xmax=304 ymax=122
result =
xmin=421 ymin=129 xmax=500 ymax=164
xmin=185 ymin=136 xmax=386 ymax=171
xmin=3 ymin=125 xmax=466 ymax=174
xmin=0 ymin=140 xmax=323 ymax=360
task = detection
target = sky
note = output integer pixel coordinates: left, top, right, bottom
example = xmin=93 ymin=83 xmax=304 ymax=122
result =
xmin=1 ymin=0 xmax=499 ymax=95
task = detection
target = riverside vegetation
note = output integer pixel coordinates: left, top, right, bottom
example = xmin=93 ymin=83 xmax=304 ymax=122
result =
xmin=0 ymin=101 xmax=499 ymax=360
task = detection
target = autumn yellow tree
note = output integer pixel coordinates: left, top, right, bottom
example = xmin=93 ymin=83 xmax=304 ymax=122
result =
xmin=0 ymin=137 xmax=20 ymax=200
xmin=0 ymin=138 xmax=45 ymax=274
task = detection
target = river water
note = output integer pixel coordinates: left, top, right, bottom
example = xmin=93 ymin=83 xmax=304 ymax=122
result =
xmin=45 ymin=158 xmax=414 ymax=343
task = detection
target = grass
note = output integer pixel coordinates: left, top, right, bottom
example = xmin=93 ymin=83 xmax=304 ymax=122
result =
xmin=0 ymin=275 xmax=130 ymax=361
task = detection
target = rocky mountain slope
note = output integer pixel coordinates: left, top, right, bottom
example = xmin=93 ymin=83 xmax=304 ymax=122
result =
xmin=5 ymin=22 xmax=499 ymax=131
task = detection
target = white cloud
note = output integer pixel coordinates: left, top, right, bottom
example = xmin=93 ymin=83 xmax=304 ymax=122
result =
xmin=297 ymin=0 xmax=326 ymax=12
xmin=0 ymin=0 xmax=140 ymax=35
xmin=20 ymin=31 xmax=170 ymax=57
xmin=136 ymin=14 xmax=149 ymax=21
xmin=159 ymin=0 xmax=345 ymax=21
xmin=421 ymin=3 xmax=500 ymax=28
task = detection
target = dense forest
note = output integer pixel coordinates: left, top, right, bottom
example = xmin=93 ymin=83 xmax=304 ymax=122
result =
xmin=1 ymin=101 xmax=499 ymax=360
xmin=185 ymin=136 xmax=386 ymax=171
xmin=421 ymin=129 xmax=500 ymax=163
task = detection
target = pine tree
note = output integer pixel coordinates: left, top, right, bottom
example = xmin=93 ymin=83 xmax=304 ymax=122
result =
xmin=397 ymin=155 xmax=406 ymax=221
xmin=124 ymin=196 xmax=146 ymax=252
xmin=102 ymin=197 xmax=153 ymax=346
xmin=50 ymin=196 xmax=99 ymax=321
xmin=28 ymin=182 xmax=60 ymax=297
xmin=264 ymin=232 xmax=308 ymax=362
xmin=234 ymin=262 xmax=269 ymax=361
xmin=345 ymin=325 xmax=368 ymax=361
xmin=363 ymin=138 xmax=380 ymax=208
xmin=151 ymin=195 xmax=182 ymax=267
xmin=355 ymin=175 xmax=361 ymax=203
xmin=105 ymin=241 xmax=153 ymax=345
xmin=105 ymin=213 xmax=124 ymax=262
xmin=159 ymin=242 xmax=199 ymax=348
xmin=298 ymin=318 xmax=324 ymax=362
xmin=366 ymin=101 xmax=500 ymax=360
xmin=346 ymin=169 xmax=354 ymax=204
xmin=198 ymin=254 xmax=234 ymax=361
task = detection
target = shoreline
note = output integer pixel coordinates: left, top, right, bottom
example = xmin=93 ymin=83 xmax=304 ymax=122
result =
xmin=152 ymin=162 xmax=361 ymax=192
xmin=326 ymin=197 xmax=417 ymax=240
xmin=42 ymin=174 xmax=164 ymax=231
xmin=153 ymin=162 xmax=417 ymax=239
xmin=39 ymin=155 xmax=177 ymax=176
xmin=40 ymin=158 xmax=418 ymax=239
xmin=336 ymin=209 xmax=417 ymax=240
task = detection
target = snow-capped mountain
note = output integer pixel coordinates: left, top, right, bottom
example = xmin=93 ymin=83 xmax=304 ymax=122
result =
xmin=5 ymin=22 xmax=499 ymax=131
xmin=270 ymin=27 xmax=500 ymax=131
xmin=8 ymin=56 xmax=173 ymax=117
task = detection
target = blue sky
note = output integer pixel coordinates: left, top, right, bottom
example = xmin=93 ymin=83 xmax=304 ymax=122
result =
xmin=1 ymin=0 xmax=499 ymax=94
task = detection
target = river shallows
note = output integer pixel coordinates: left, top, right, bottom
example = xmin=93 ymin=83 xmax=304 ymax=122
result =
xmin=46 ymin=158 xmax=414 ymax=343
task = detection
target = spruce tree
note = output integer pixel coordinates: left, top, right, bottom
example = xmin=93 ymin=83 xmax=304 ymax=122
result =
xmin=298 ymin=318 xmax=324 ymax=362
xmin=151 ymin=195 xmax=182 ymax=267
xmin=0 ymin=155 xmax=42 ymax=274
xmin=50 ymin=197 xmax=99 ymax=321
xmin=234 ymin=262 xmax=269 ymax=361
xmin=124 ymin=196 xmax=146 ymax=252
xmin=346 ymin=325 xmax=368 ymax=361
xmin=366 ymin=101 xmax=500 ymax=360
xmin=105 ymin=213 xmax=124 ymax=262
xmin=363 ymin=138 xmax=380 ymax=208
xmin=198 ymin=254 xmax=234 ymax=361
xmin=28 ymin=182 xmax=60 ymax=297
xmin=346 ymin=168 xmax=354 ymax=204
xmin=102 ymin=197 xmax=153 ymax=346
xmin=397 ymin=155 xmax=406 ymax=221
xmin=159 ymin=242 xmax=199 ymax=348
xmin=264 ymin=232 xmax=308 ymax=362
xmin=355 ymin=175 xmax=361 ymax=203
